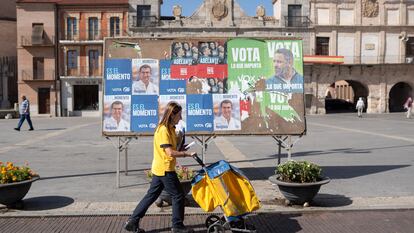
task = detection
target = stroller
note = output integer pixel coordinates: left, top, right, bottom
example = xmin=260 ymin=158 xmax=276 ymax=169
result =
xmin=191 ymin=154 xmax=261 ymax=233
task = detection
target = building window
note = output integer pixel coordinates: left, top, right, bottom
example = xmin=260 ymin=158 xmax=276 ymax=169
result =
xmin=73 ymin=85 xmax=99 ymax=111
xmin=88 ymin=50 xmax=99 ymax=76
xmin=287 ymin=5 xmax=302 ymax=27
xmin=67 ymin=50 xmax=77 ymax=76
xmin=67 ymin=17 xmax=77 ymax=40
xmin=110 ymin=17 xmax=120 ymax=37
xmin=31 ymin=23 xmax=44 ymax=45
xmin=316 ymin=37 xmax=329 ymax=55
xmin=137 ymin=5 xmax=151 ymax=27
xmin=33 ymin=57 xmax=44 ymax=80
xmin=406 ymin=37 xmax=414 ymax=63
xmin=88 ymin=17 xmax=99 ymax=40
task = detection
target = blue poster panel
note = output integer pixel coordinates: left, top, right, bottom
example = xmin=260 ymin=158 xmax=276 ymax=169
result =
xmin=186 ymin=94 xmax=214 ymax=132
xmin=130 ymin=95 xmax=159 ymax=132
xmin=104 ymin=59 xmax=132 ymax=95
xmin=159 ymin=59 xmax=186 ymax=95
xmin=159 ymin=95 xmax=187 ymax=132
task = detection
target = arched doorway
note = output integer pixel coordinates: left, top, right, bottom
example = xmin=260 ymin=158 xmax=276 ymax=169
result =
xmin=389 ymin=82 xmax=413 ymax=112
xmin=325 ymin=80 xmax=369 ymax=113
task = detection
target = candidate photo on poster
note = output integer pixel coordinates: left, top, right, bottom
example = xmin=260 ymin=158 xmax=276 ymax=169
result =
xmin=103 ymin=96 xmax=131 ymax=132
xmin=132 ymin=59 xmax=159 ymax=95
xmin=171 ymin=41 xmax=196 ymax=65
xmin=198 ymin=41 xmax=226 ymax=64
xmin=213 ymin=96 xmax=241 ymax=131
xmin=265 ymin=48 xmax=303 ymax=94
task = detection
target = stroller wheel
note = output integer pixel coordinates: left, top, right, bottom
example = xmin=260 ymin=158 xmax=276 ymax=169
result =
xmin=205 ymin=215 xmax=222 ymax=228
xmin=207 ymin=223 xmax=225 ymax=233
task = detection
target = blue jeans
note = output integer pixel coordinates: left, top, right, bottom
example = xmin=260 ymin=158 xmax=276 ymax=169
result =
xmin=130 ymin=171 xmax=185 ymax=228
xmin=17 ymin=114 xmax=34 ymax=130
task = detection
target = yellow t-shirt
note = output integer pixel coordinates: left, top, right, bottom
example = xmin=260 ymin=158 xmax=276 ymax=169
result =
xmin=151 ymin=125 xmax=177 ymax=176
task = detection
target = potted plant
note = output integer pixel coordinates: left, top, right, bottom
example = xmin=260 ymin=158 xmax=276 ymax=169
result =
xmin=269 ymin=160 xmax=330 ymax=206
xmin=0 ymin=162 xmax=39 ymax=208
xmin=145 ymin=165 xmax=195 ymax=207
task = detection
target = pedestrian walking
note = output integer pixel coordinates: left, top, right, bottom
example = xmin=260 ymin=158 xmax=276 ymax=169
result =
xmin=403 ymin=97 xmax=413 ymax=119
xmin=14 ymin=95 xmax=34 ymax=131
xmin=123 ymin=102 xmax=195 ymax=233
xmin=356 ymin=97 xmax=365 ymax=118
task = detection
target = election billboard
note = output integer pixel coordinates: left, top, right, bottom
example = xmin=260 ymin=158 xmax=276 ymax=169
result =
xmin=103 ymin=38 xmax=305 ymax=136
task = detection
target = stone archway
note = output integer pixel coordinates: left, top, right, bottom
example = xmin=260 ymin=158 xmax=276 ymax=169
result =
xmin=325 ymin=80 xmax=369 ymax=113
xmin=389 ymin=82 xmax=413 ymax=112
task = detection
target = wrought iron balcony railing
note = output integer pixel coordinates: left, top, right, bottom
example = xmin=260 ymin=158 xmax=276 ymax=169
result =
xmin=21 ymin=35 xmax=55 ymax=46
xmin=284 ymin=16 xmax=312 ymax=27
xmin=60 ymin=29 xmax=127 ymax=41
xmin=60 ymin=65 xmax=102 ymax=77
xmin=132 ymin=16 xmax=159 ymax=27
xmin=21 ymin=69 xmax=55 ymax=81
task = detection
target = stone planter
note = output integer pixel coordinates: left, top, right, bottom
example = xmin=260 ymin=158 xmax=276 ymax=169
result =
xmin=269 ymin=175 xmax=330 ymax=206
xmin=0 ymin=176 xmax=40 ymax=207
xmin=155 ymin=180 xmax=192 ymax=207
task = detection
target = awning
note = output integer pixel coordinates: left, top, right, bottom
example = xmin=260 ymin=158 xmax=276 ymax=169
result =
xmin=304 ymin=55 xmax=344 ymax=64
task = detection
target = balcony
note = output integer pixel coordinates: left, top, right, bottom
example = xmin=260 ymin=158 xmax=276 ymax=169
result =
xmin=60 ymin=29 xmax=127 ymax=41
xmin=131 ymin=16 xmax=159 ymax=27
xmin=21 ymin=69 xmax=55 ymax=81
xmin=21 ymin=35 xmax=55 ymax=47
xmin=284 ymin=16 xmax=312 ymax=27
xmin=60 ymin=66 xmax=102 ymax=77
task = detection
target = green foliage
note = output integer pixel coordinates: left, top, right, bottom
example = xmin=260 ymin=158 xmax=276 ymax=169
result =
xmin=0 ymin=162 xmax=38 ymax=184
xmin=145 ymin=165 xmax=195 ymax=181
xmin=276 ymin=160 xmax=322 ymax=183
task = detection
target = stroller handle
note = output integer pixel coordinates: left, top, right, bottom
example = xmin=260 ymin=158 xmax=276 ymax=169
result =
xmin=191 ymin=153 xmax=205 ymax=167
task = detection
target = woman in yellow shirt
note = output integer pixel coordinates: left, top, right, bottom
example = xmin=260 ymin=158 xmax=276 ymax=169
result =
xmin=124 ymin=102 xmax=195 ymax=233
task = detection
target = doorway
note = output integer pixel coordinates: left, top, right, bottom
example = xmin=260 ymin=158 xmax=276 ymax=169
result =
xmin=38 ymin=88 xmax=50 ymax=114
xmin=389 ymin=82 xmax=413 ymax=112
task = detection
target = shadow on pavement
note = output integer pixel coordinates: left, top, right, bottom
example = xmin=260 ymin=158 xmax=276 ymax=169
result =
xmin=312 ymin=193 xmax=353 ymax=207
xmin=34 ymin=128 xmax=67 ymax=131
xmin=250 ymin=213 xmax=302 ymax=233
xmin=239 ymin=165 xmax=410 ymax=181
xmin=21 ymin=196 xmax=74 ymax=211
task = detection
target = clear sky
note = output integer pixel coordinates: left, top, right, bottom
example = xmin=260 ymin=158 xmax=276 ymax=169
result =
xmin=161 ymin=0 xmax=273 ymax=17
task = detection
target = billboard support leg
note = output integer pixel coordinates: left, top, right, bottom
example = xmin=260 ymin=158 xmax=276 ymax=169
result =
xmin=106 ymin=136 xmax=137 ymax=188
xmin=192 ymin=135 xmax=216 ymax=163
xmin=272 ymin=135 xmax=303 ymax=164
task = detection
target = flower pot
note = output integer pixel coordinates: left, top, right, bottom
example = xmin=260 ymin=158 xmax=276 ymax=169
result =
xmin=0 ymin=176 xmax=40 ymax=207
xmin=155 ymin=180 xmax=192 ymax=207
xmin=269 ymin=175 xmax=330 ymax=205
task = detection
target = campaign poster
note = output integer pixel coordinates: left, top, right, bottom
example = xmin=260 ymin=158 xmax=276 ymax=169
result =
xmin=227 ymin=38 xmax=305 ymax=134
xmin=198 ymin=41 xmax=227 ymax=64
xmin=213 ymin=94 xmax=241 ymax=131
xmin=171 ymin=41 xmax=198 ymax=65
xmin=131 ymin=59 xmax=159 ymax=95
xmin=130 ymin=95 xmax=158 ymax=133
xmin=186 ymin=94 xmax=214 ymax=132
xmin=104 ymin=59 xmax=132 ymax=95
xmin=159 ymin=59 xmax=186 ymax=95
xmin=103 ymin=95 xmax=131 ymax=132
xmin=159 ymin=95 xmax=187 ymax=132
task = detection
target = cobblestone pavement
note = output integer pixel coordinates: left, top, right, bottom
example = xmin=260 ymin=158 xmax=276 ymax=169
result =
xmin=1 ymin=209 xmax=414 ymax=233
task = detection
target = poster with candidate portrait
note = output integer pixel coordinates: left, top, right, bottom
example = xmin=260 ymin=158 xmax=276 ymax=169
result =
xmin=130 ymin=95 xmax=158 ymax=132
xmin=227 ymin=38 xmax=305 ymax=134
xmin=186 ymin=94 xmax=214 ymax=132
xmin=159 ymin=95 xmax=187 ymax=132
xmin=103 ymin=95 xmax=131 ymax=132
xmin=131 ymin=59 xmax=159 ymax=95
xmin=213 ymin=94 xmax=241 ymax=131
xmin=171 ymin=41 xmax=198 ymax=65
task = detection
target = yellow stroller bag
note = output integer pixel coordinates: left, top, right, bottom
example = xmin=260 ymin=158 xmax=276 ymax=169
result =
xmin=191 ymin=156 xmax=260 ymax=233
